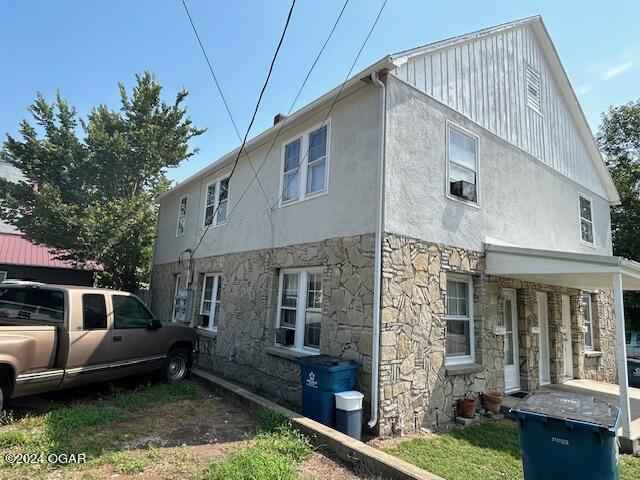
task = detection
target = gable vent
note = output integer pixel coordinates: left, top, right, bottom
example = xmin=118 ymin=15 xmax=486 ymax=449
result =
xmin=525 ymin=64 xmax=542 ymax=114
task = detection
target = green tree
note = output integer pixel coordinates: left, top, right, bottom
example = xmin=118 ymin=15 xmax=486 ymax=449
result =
xmin=0 ymin=72 xmax=204 ymax=291
xmin=598 ymin=99 xmax=640 ymax=328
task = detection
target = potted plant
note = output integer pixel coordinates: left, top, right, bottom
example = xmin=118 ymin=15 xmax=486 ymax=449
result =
xmin=457 ymin=397 xmax=476 ymax=418
xmin=482 ymin=391 xmax=504 ymax=414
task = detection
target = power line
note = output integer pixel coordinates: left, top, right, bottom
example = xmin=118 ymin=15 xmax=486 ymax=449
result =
xmin=180 ymin=0 xmax=271 ymax=211
xmin=183 ymin=0 xmax=297 ymax=257
xmin=271 ymin=0 xmax=388 ymax=209
xmin=216 ymin=0 xmax=351 ymax=228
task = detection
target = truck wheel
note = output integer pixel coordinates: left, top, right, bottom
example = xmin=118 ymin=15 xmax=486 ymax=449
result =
xmin=160 ymin=349 xmax=190 ymax=382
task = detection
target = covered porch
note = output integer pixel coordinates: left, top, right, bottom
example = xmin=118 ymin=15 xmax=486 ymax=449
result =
xmin=486 ymin=243 xmax=640 ymax=452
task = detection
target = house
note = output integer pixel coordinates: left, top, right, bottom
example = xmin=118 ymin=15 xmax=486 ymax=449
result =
xmin=150 ymin=16 xmax=640 ymax=443
xmin=0 ymin=161 xmax=97 ymax=286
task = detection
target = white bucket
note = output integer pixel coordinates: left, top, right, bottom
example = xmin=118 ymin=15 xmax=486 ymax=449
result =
xmin=334 ymin=390 xmax=364 ymax=411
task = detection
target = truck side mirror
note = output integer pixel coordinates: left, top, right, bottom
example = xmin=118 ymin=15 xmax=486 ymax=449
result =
xmin=147 ymin=319 xmax=162 ymax=330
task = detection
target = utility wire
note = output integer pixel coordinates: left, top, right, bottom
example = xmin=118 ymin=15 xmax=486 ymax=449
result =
xmin=183 ymin=0 xmax=297 ymax=257
xmin=271 ymin=0 xmax=388 ymax=209
xmin=180 ymin=0 xmax=271 ymax=211
xmin=218 ymin=0 xmax=351 ymax=224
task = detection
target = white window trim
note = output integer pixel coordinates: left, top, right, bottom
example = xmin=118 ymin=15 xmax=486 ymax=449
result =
xmin=176 ymin=194 xmax=188 ymax=238
xmin=445 ymin=273 xmax=475 ymax=366
xmin=171 ymin=273 xmax=182 ymax=322
xmin=278 ymin=120 xmax=331 ymax=207
xmin=0 ymin=271 xmax=6 ymax=283
xmin=275 ymin=267 xmax=323 ymax=353
xmin=445 ymin=121 xmax=480 ymax=208
xmin=202 ymin=175 xmax=230 ymax=229
xmin=525 ymin=62 xmax=543 ymax=115
xmin=578 ymin=192 xmax=595 ymax=248
xmin=199 ymin=273 xmax=221 ymax=332
xmin=583 ymin=293 xmax=595 ymax=351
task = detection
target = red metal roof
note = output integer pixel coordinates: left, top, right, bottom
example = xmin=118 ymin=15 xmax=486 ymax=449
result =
xmin=0 ymin=233 xmax=99 ymax=271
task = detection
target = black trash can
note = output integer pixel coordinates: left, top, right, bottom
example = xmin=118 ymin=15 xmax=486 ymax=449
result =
xmin=627 ymin=358 xmax=640 ymax=388
xmin=513 ymin=391 xmax=620 ymax=480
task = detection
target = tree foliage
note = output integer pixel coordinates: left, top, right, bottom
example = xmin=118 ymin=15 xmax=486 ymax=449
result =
xmin=598 ymin=99 xmax=640 ymax=327
xmin=0 ymin=72 xmax=204 ymax=291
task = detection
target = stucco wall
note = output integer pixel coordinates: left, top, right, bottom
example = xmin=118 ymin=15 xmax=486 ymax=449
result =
xmin=153 ymin=84 xmax=381 ymax=265
xmin=384 ymin=75 xmax=613 ymax=256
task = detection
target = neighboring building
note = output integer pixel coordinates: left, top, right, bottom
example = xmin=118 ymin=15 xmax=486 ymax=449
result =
xmin=150 ymin=16 xmax=640 ymax=438
xmin=0 ymin=161 xmax=97 ymax=286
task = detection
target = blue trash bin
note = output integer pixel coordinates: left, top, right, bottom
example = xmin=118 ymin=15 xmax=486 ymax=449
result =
xmin=627 ymin=358 xmax=640 ymax=387
xmin=513 ymin=391 xmax=620 ymax=480
xmin=297 ymin=355 xmax=360 ymax=427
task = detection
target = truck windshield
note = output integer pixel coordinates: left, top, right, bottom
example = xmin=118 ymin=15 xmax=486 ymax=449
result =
xmin=0 ymin=287 xmax=65 ymax=325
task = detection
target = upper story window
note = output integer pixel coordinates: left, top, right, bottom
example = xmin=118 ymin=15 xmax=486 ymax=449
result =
xmin=275 ymin=268 xmax=323 ymax=351
xmin=578 ymin=194 xmax=594 ymax=246
xmin=280 ymin=123 xmax=329 ymax=205
xmin=176 ymin=195 xmax=187 ymax=237
xmin=447 ymin=124 xmax=478 ymax=204
xmin=204 ymin=177 xmax=230 ymax=227
xmin=445 ymin=274 xmax=475 ymax=365
xmin=526 ymin=63 xmax=542 ymax=114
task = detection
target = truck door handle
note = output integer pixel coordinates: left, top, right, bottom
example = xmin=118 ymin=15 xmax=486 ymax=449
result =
xmin=113 ymin=335 xmax=122 ymax=343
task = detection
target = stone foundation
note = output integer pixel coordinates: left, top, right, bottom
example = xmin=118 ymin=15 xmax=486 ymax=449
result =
xmin=151 ymin=234 xmax=375 ymax=410
xmin=151 ymin=231 xmax=618 ymax=438
xmin=378 ymin=233 xmax=618 ymax=436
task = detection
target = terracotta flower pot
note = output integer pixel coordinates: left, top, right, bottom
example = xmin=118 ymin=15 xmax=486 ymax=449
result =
xmin=457 ymin=398 xmax=476 ymax=418
xmin=483 ymin=391 xmax=504 ymax=414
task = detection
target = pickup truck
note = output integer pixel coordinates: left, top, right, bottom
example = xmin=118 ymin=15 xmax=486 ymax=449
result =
xmin=0 ymin=283 xmax=196 ymax=411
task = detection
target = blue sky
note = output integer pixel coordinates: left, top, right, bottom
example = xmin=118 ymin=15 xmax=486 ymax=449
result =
xmin=2 ymin=0 xmax=639 ymax=184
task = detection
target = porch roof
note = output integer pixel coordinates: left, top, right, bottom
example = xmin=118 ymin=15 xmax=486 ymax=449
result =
xmin=485 ymin=243 xmax=640 ymax=291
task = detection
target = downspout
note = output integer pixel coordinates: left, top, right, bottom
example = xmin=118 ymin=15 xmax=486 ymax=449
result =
xmin=368 ymin=70 xmax=386 ymax=430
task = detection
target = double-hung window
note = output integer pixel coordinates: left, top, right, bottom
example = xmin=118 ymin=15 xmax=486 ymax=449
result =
xmin=582 ymin=293 xmax=594 ymax=350
xmin=280 ymin=123 xmax=329 ymax=205
xmin=445 ymin=275 xmax=475 ymax=365
xmin=276 ymin=268 xmax=323 ymax=351
xmin=204 ymin=177 xmax=230 ymax=227
xmin=176 ymin=195 xmax=187 ymax=237
xmin=578 ymin=194 xmax=594 ymax=246
xmin=200 ymin=274 xmax=222 ymax=331
xmin=447 ymin=124 xmax=478 ymax=204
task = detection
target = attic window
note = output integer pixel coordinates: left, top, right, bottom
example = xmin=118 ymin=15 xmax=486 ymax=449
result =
xmin=525 ymin=64 xmax=542 ymax=114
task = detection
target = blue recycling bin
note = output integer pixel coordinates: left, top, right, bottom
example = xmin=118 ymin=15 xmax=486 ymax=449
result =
xmin=627 ymin=358 xmax=640 ymax=387
xmin=513 ymin=391 xmax=620 ymax=480
xmin=297 ymin=355 xmax=360 ymax=427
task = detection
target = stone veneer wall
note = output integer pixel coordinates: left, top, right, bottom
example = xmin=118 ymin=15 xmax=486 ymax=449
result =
xmin=378 ymin=233 xmax=618 ymax=436
xmin=151 ymin=234 xmax=375 ymax=410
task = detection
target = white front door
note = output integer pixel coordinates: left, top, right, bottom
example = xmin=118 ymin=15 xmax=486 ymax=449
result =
xmin=561 ymin=294 xmax=574 ymax=379
xmin=503 ymin=289 xmax=520 ymax=392
xmin=537 ymin=292 xmax=551 ymax=385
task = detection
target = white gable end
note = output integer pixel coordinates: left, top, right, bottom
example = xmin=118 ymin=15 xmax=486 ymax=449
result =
xmin=393 ymin=22 xmax=608 ymax=199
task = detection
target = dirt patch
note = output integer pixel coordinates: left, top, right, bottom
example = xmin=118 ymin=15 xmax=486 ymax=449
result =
xmin=299 ymin=450 xmax=370 ymax=480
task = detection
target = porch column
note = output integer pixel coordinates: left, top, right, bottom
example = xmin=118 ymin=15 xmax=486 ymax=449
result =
xmin=613 ymin=272 xmax=631 ymax=438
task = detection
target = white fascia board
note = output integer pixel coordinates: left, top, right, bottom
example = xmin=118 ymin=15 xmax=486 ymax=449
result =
xmin=157 ymin=56 xmax=396 ymax=202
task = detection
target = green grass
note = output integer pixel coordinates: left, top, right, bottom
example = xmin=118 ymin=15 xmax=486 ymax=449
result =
xmin=205 ymin=424 xmax=312 ymax=480
xmin=385 ymin=420 xmax=640 ymax=480
xmin=0 ymin=381 xmax=202 ymax=464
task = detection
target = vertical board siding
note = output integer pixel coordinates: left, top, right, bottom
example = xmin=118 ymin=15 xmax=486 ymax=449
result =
xmin=394 ymin=25 xmax=605 ymax=197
